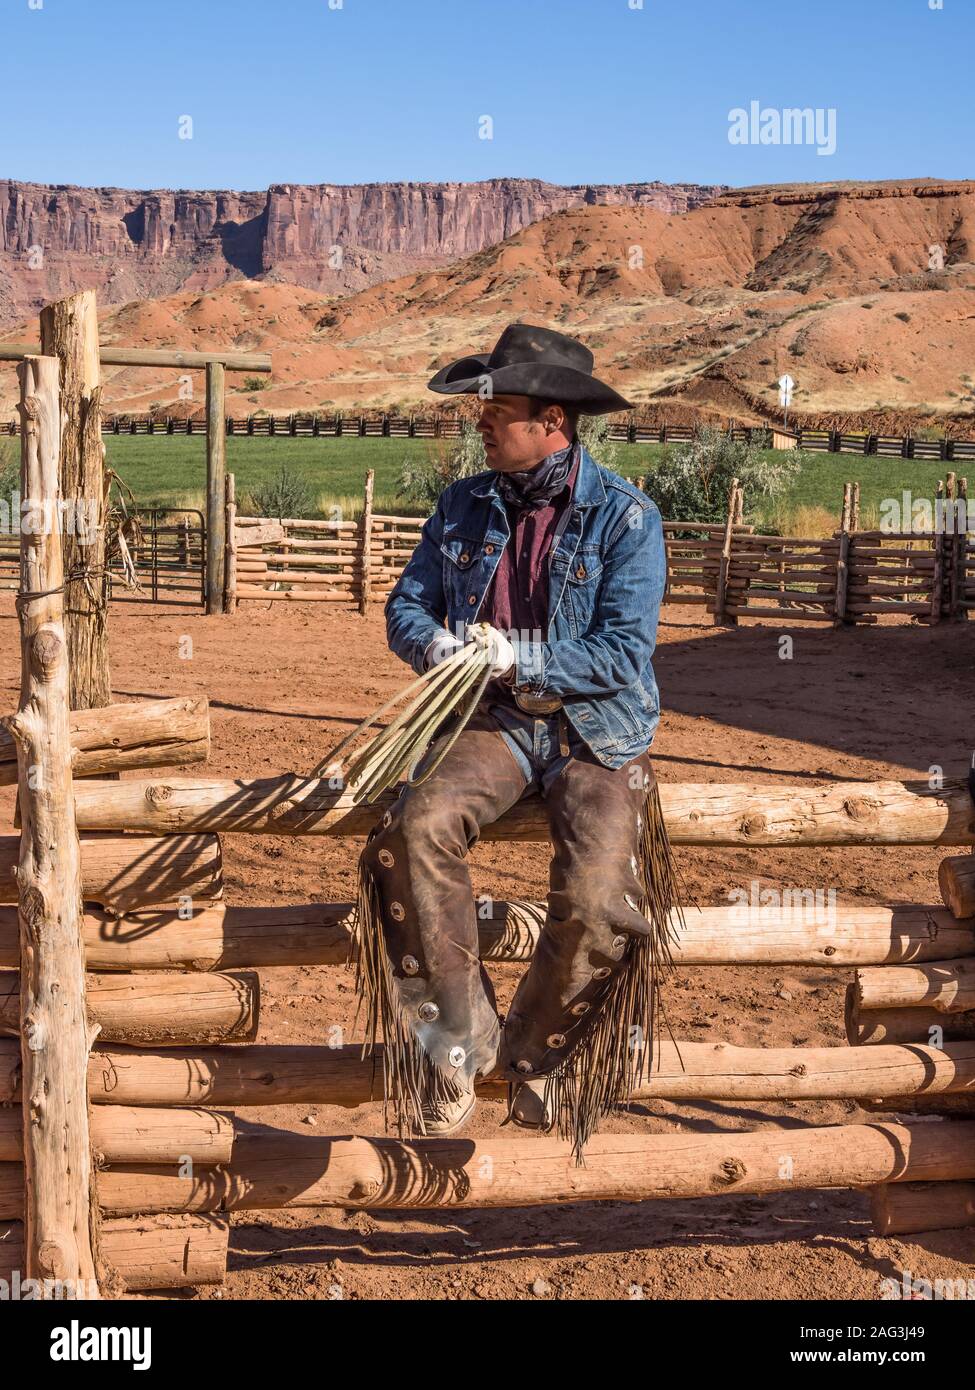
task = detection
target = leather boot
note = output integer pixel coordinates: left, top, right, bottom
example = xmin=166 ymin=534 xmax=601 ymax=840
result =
xmin=497 ymin=753 xmax=682 ymax=1159
xmin=356 ymin=714 xmax=528 ymax=1137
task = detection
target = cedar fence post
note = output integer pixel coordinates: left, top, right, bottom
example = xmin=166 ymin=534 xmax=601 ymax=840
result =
xmin=713 ymin=477 xmax=740 ymax=627
xmin=955 ymin=477 xmax=969 ymax=622
xmin=224 ymin=472 xmax=237 ymax=615
xmin=834 ymin=482 xmax=852 ymax=627
xmin=358 ymin=468 xmax=375 ymax=615
xmin=3 ymin=356 xmax=100 ymax=1295
xmin=39 ymin=290 xmax=108 ymax=709
xmin=205 ymin=362 xmax=226 ymax=614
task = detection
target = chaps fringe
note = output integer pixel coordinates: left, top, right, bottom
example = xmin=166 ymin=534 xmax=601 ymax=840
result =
xmin=541 ymin=777 xmax=686 ymax=1164
xmin=352 ymin=831 xmax=463 ymax=1138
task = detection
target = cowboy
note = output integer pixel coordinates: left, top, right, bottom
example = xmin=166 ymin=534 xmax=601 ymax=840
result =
xmin=356 ymin=324 xmax=679 ymax=1157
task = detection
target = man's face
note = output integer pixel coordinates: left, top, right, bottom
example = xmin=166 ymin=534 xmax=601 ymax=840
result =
xmin=476 ymin=394 xmax=561 ymax=472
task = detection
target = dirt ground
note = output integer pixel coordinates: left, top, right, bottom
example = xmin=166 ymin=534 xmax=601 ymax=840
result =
xmin=2 ymin=592 xmax=974 ymax=1302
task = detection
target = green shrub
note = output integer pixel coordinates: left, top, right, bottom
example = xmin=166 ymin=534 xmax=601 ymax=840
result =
xmin=396 ymin=412 xmax=626 ymax=509
xmin=245 ymin=465 xmax=314 ymax=520
xmin=640 ymin=426 xmax=801 ymax=524
xmin=0 ymin=437 xmax=17 ymax=513
xmin=577 ymin=414 xmax=621 ymax=472
xmin=397 ymin=423 xmax=486 ymax=508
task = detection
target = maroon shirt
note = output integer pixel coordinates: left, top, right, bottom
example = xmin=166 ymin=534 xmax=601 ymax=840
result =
xmin=482 ymin=455 xmax=579 ymax=645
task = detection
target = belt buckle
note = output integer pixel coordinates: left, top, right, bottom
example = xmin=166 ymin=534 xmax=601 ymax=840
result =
xmin=513 ymin=690 xmax=562 ymax=715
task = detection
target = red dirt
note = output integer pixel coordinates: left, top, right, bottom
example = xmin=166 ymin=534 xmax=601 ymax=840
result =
xmin=1 ymin=593 xmax=973 ymax=1301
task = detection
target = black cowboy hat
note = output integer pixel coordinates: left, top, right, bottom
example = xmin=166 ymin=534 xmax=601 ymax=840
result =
xmin=427 ymin=323 xmax=632 ymax=415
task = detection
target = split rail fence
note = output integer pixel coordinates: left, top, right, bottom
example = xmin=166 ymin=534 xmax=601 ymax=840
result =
xmin=224 ymin=472 xmax=973 ymax=624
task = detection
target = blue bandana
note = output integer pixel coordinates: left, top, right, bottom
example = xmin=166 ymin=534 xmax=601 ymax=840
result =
xmin=494 ymin=441 xmax=576 ymax=512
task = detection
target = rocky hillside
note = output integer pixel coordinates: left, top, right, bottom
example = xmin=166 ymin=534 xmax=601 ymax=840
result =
xmin=0 ymin=177 xmax=723 ymax=327
xmin=4 ymin=179 xmax=973 ymax=430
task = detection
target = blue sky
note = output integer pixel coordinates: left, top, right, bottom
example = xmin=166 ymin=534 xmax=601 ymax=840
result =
xmin=3 ymin=0 xmax=971 ymax=189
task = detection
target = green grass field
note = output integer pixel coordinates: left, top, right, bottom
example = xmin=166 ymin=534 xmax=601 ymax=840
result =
xmin=98 ymin=434 xmax=957 ymax=532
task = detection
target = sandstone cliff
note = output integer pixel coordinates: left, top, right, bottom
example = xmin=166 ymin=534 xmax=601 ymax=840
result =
xmin=0 ymin=177 xmax=723 ymax=327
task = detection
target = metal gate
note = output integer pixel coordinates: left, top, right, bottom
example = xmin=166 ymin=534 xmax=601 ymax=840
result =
xmin=109 ymin=508 xmax=206 ymax=606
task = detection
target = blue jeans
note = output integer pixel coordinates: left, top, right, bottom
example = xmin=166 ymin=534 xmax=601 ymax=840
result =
xmin=485 ymin=700 xmax=589 ymax=795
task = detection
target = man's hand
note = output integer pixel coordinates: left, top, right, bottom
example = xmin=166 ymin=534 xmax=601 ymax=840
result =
xmin=422 ymin=629 xmax=465 ymax=671
xmin=468 ymin=623 xmax=516 ymax=678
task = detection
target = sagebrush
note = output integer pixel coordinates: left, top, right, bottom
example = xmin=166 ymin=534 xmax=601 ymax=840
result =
xmin=640 ymin=426 xmax=802 ymax=524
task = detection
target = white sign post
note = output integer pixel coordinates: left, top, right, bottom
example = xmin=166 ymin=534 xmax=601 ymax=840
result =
xmin=778 ymin=373 xmax=795 ymax=429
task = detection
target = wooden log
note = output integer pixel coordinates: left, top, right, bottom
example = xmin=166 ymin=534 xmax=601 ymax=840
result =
xmin=359 ymin=468 xmax=374 ymax=614
xmin=0 ymin=343 xmax=271 ymax=372
xmin=713 ymin=478 xmax=738 ymax=626
xmin=940 ymin=854 xmax=975 ymax=919
xmin=834 ymin=527 xmax=851 ymax=624
xmin=88 ymin=1120 xmax=975 ymax=1214
xmin=845 ymin=601 xmax=932 ymax=616
xmin=235 ymin=587 xmax=352 ymax=602
xmin=845 ymin=991 xmax=975 ymax=1046
xmin=232 ymin=521 xmax=284 ymax=547
xmin=0 ymin=969 xmax=258 ymax=1045
xmin=40 ymin=291 xmax=108 ymax=709
xmin=0 ymin=903 xmax=228 ymax=971
xmin=0 ymin=833 xmax=223 ymax=910
xmin=725 ymin=606 xmax=836 ymax=622
xmin=0 ymin=1215 xmax=229 ymax=1290
xmin=0 ymin=897 xmax=964 ymax=974
xmin=206 ymin=362 xmax=226 ymax=614
xmin=263 ymin=517 xmax=356 ymax=531
xmin=0 ymin=1105 xmax=234 ymax=1165
xmin=0 ymin=1037 xmax=966 ymax=1109
xmin=0 ymin=695 xmax=209 ymax=785
xmin=4 ymin=353 xmax=97 ymax=1290
xmin=261 ymin=568 xmax=356 ymax=582
xmin=861 ymin=1093 xmax=975 ymax=1117
xmin=224 ymin=473 xmax=237 ymax=614
xmin=930 ymin=528 xmax=945 ymax=624
xmin=68 ymin=776 xmax=975 ymax=846
xmin=854 ymin=961 xmax=975 ymax=1012
xmin=871 ymin=1182 xmax=975 ymax=1236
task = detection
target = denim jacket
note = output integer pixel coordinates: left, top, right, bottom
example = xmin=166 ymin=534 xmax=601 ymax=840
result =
xmin=385 ymin=446 xmax=666 ymax=768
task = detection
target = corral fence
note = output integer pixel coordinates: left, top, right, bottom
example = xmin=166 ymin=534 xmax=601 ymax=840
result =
xmin=0 ymin=508 xmax=207 ymax=606
xmin=222 ymin=471 xmax=973 ymax=626
xmin=4 ymin=413 xmax=975 ymax=459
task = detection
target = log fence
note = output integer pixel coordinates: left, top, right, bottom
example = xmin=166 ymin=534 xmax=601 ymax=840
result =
xmin=3 ymin=699 xmax=975 ymax=1288
xmin=225 ymin=472 xmax=971 ymax=624
xmin=0 ymin=688 xmax=973 ymax=1287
